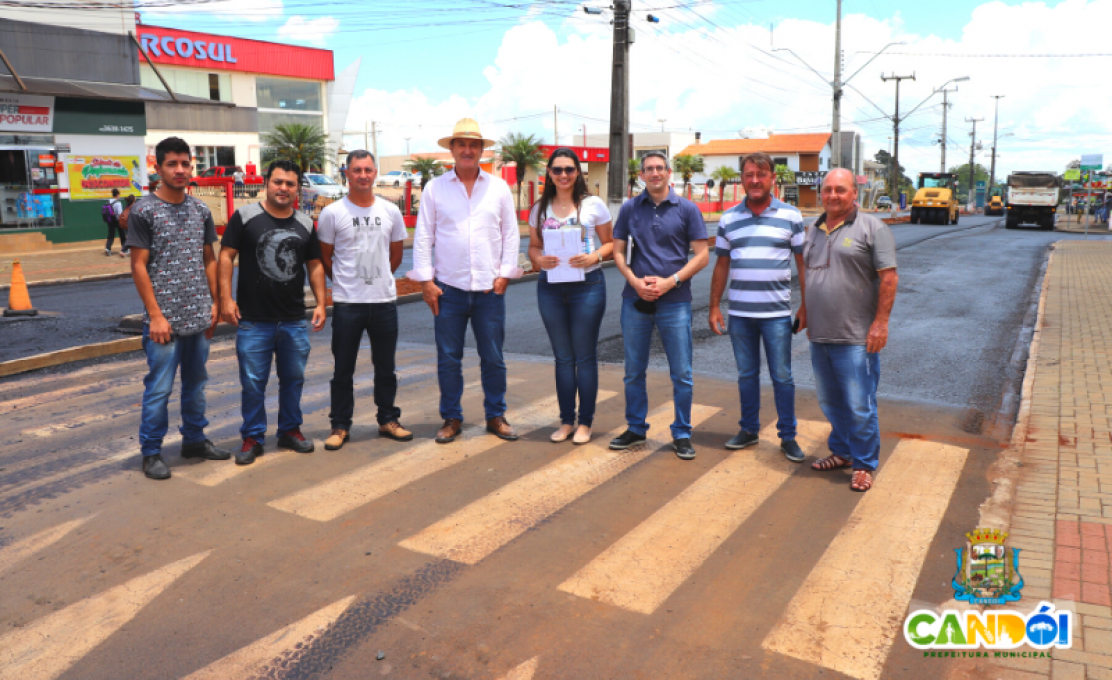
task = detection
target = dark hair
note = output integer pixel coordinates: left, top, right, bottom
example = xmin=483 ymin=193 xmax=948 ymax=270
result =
xmin=639 ymin=151 xmax=670 ymax=171
xmin=742 ymin=152 xmax=775 ymax=174
xmin=265 ymin=159 xmax=302 ymax=183
xmin=347 ymin=149 xmax=375 ymax=166
xmin=125 ymin=194 xmax=136 ymax=206
xmin=154 ymin=136 xmax=191 ymax=167
xmin=533 ymin=148 xmax=590 ymax=235
xmin=111 ymin=188 xmax=120 ymax=197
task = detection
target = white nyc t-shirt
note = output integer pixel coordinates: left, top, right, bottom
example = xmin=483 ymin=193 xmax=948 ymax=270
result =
xmin=529 ymin=195 xmax=611 ymax=273
xmin=317 ymin=197 xmax=408 ymax=303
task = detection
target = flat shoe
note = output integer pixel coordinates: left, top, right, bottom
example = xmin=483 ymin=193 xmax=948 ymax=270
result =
xmin=550 ymin=426 xmax=573 ymax=443
xmin=573 ymin=427 xmax=592 ymax=445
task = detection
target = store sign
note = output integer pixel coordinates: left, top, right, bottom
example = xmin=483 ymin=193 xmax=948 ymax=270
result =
xmin=1064 ymin=169 xmax=1081 ymax=180
xmin=0 ymin=94 xmax=54 ymax=133
xmin=1081 ymin=154 xmax=1103 ymax=171
xmin=38 ymin=154 xmax=54 ymax=167
xmin=136 ymin=26 xmax=334 ymax=80
xmin=66 ymin=156 xmax=144 ymax=201
xmin=795 ymin=170 xmax=828 ymax=185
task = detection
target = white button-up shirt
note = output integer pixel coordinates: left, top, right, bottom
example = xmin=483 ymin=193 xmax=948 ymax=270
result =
xmin=407 ymin=169 xmax=522 ymax=290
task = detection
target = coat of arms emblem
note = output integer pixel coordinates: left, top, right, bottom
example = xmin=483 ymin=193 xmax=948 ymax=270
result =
xmin=953 ymin=527 xmax=1024 ymax=605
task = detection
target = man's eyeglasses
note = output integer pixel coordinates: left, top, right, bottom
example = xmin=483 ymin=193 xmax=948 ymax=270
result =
xmin=549 ymin=167 xmax=577 ymax=176
xmin=642 ymin=166 xmax=668 ymax=175
xmin=743 ymin=172 xmax=772 ymax=181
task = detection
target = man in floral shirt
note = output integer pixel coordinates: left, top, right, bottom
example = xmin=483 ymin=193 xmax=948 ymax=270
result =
xmin=127 ymin=137 xmax=230 ymax=479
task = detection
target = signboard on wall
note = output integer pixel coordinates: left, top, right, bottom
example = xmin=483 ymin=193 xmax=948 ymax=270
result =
xmin=66 ymin=156 xmax=144 ymax=200
xmin=136 ymin=26 xmax=334 ymax=80
xmin=0 ymin=94 xmax=54 ymax=133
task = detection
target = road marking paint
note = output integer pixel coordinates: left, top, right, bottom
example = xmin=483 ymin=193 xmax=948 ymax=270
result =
xmin=181 ymin=596 xmax=355 ymax=679
xmin=0 ymin=551 xmax=210 ymax=680
xmin=557 ymin=419 xmax=829 ymax=614
xmin=0 ymin=516 xmax=94 ymax=576
xmin=498 ymin=656 xmax=539 ymax=680
xmin=761 ymin=439 xmax=968 ymax=680
xmin=399 ymin=402 xmax=719 ymax=565
xmin=267 ymin=392 xmax=607 ymax=522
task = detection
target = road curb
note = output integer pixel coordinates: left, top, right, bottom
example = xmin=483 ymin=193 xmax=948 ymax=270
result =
xmin=0 ymin=271 xmax=134 ymax=292
xmin=0 ymin=336 xmax=143 ymax=379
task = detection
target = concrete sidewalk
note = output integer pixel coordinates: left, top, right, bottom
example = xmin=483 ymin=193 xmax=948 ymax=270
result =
xmin=0 ymin=241 xmax=134 ymax=287
xmin=991 ymin=241 xmax=1112 ymax=680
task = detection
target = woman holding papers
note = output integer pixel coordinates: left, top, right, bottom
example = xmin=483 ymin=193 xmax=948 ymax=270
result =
xmin=528 ymin=148 xmax=614 ymax=445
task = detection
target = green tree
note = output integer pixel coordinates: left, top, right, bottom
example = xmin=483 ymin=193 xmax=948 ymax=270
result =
xmin=404 ymin=156 xmax=444 ymax=187
xmin=948 ymin=162 xmax=991 ymax=202
xmin=774 ymin=164 xmax=795 ymax=186
xmin=673 ymin=154 xmax=704 ymax=193
xmin=498 ymin=132 xmax=545 ymax=209
xmin=710 ymin=166 xmax=740 ymax=201
xmin=261 ymin=122 xmax=329 ymax=173
xmin=629 ymin=158 xmax=641 ymax=195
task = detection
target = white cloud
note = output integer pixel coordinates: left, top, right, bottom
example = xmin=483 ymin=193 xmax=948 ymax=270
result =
xmin=345 ymin=0 xmax=1112 ymax=179
xmin=144 ymin=0 xmax=283 ymax=24
xmin=276 ymin=16 xmax=340 ymax=47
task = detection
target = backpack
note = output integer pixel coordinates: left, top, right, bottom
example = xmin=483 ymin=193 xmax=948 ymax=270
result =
xmin=119 ymin=205 xmax=132 ymax=231
xmin=101 ymin=201 xmax=117 ymax=224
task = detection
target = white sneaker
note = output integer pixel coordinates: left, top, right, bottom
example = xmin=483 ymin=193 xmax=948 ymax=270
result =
xmin=104 ymin=248 xmax=112 ymax=256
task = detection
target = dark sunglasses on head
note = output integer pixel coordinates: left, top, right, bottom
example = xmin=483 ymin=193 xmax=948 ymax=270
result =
xmin=549 ymin=167 xmax=577 ymax=176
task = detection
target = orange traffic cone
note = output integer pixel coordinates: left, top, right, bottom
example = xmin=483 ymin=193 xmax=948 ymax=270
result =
xmin=4 ymin=259 xmax=37 ymax=317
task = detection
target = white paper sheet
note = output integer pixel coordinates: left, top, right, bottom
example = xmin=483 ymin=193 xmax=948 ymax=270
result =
xmin=544 ymin=228 xmax=585 ymax=283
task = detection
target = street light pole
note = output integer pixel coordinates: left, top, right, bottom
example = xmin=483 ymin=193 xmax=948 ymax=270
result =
xmin=881 ymin=72 xmax=915 ymax=215
xmin=606 ymin=0 xmax=632 ymax=214
xmin=989 ymin=95 xmax=1004 ymax=192
xmin=966 ymin=117 xmax=984 ymax=207
xmin=938 ymin=87 xmax=958 ymax=173
xmin=831 ymin=0 xmax=842 ymax=168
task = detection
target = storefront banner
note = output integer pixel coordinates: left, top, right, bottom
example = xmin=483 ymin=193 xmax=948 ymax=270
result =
xmin=66 ymin=156 xmax=144 ymax=200
xmin=137 ymin=26 xmax=334 ymax=80
xmin=0 ymin=94 xmax=54 ymax=133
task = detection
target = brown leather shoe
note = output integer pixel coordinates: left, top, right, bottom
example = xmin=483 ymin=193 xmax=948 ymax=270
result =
xmin=379 ymin=421 xmax=413 ymax=442
xmin=324 ymin=428 xmax=349 ymax=451
xmin=486 ymin=415 xmax=518 ymax=441
xmin=435 ymin=419 xmax=463 ymax=444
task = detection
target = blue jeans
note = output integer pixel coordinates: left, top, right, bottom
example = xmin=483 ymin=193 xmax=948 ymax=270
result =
xmin=236 ymin=320 xmax=311 ymax=442
xmin=434 ymin=280 xmax=507 ymax=421
xmin=810 ymin=342 xmax=881 ymax=471
xmin=621 ymin=297 xmax=694 ymax=439
xmin=139 ymin=327 xmax=210 ymax=457
xmin=330 ymin=302 xmax=401 ymax=429
xmin=537 ymin=270 xmax=607 ymax=426
xmin=728 ymin=315 xmax=797 ymax=439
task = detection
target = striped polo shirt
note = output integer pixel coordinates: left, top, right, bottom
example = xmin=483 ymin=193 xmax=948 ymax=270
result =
xmin=714 ymin=197 xmax=805 ymax=318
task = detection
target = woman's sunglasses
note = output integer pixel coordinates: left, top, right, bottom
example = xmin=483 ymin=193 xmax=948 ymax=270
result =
xmin=549 ymin=166 xmax=578 ymax=176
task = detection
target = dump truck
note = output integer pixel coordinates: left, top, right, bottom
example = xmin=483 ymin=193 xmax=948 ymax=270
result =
xmin=1005 ymin=172 xmax=1059 ymax=230
xmin=909 ymin=172 xmax=960 ymax=225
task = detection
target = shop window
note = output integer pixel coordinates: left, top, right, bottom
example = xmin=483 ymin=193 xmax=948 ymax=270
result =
xmin=773 ymin=157 xmax=789 ymax=169
xmin=194 ymin=146 xmax=237 ymax=173
xmin=140 ymin=66 xmax=231 ymax=102
xmin=258 ymin=111 xmax=325 ymax=138
xmin=0 ymin=146 xmax=61 ymax=229
xmin=256 ymin=77 xmax=322 ymax=113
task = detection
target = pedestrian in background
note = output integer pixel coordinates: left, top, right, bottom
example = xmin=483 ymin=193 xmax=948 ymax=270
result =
xmin=103 ymin=187 xmax=125 ymax=257
xmin=708 ymin=152 xmax=806 ymax=462
xmin=527 ymin=148 xmax=614 ymax=445
xmin=118 ymin=194 xmax=136 ymax=256
xmin=409 ymin=118 xmax=522 ymax=445
xmin=218 ymin=160 xmax=327 ymax=465
xmin=803 ymin=168 xmax=898 ymax=492
xmin=127 ymin=136 xmax=229 ymax=480
xmin=610 ymin=151 xmax=709 ymax=460
xmin=317 ymin=150 xmax=411 ymax=451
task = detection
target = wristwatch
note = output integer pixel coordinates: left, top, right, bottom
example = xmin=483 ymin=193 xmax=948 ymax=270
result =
xmin=673 ymin=273 xmax=682 ymax=288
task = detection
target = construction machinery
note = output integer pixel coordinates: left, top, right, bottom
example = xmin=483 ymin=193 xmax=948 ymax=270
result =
xmin=909 ymin=172 xmax=960 ymax=225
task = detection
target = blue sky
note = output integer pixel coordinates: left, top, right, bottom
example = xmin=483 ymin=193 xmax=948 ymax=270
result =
xmin=145 ymin=0 xmax=1110 ymax=177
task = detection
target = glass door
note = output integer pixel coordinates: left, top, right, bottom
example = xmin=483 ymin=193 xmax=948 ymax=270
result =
xmin=0 ymin=146 xmax=61 ymax=229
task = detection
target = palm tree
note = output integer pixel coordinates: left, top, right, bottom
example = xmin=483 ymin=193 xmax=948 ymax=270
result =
xmin=404 ymin=156 xmax=443 ymax=188
xmin=499 ymin=132 xmax=545 ymax=209
xmin=774 ymin=164 xmax=795 ymax=186
xmin=711 ymin=166 xmax=740 ymax=202
xmin=673 ymin=154 xmax=704 ymax=195
xmin=628 ymin=158 xmax=641 ymax=196
xmin=261 ymin=123 xmax=329 ymax=173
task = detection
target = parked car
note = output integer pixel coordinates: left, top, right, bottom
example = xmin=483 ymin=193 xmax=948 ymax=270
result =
xmin=375 ymin=170 xmax=420 ymax=188
xmin=191 ymin=165 xmax=264 ymax=196
xmin=875 ymin=195 xmax=892 ymax=209
xmin=301 ymin=172 xmax=346 ymax=201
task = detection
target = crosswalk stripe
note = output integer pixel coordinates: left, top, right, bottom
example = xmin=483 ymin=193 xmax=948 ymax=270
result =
xmin=267 ymin=391 xmax=610 ymax=522
xmin=0 ymin=551 xmax=210 ymax=680
xmin=557 ymin=419 xmax=829 ymax=614
xmin=0 ymin=516 xmax=93 ymax=576
xmin=760 ymin=439 xmax=969 ymax=680
xmin=399 ymin=402 xmax=719 ymax=565
xmin=181 ymin=596 xmax=355 ymax=679
xmin=497 ymin=656 xmax=539 ymax=680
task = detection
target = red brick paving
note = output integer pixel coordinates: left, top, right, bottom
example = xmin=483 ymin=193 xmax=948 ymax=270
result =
xmin=1055 ymin=519 xmax=1112 ymax=604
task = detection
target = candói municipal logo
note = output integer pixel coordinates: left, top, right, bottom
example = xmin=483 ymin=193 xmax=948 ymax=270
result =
xmin=953 ymin=527 xmax=1023 ymax=605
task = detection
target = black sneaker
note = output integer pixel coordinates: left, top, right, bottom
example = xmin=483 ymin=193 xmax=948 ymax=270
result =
xmin=609 ymin=430 xmax=647 ymax=450
xmin=142 ymin=454 xmax=171 ymax=480
xmin=781 ymin=438 xmax=805 ymax=463
xmin=725 ymin=430 xmax=759 ymax=450
xmin=236 ymin=437 xmax=263 ymax=466
xmin=277 ymin=428 xmax=315 ymax=453
xmin=181 ymin=439 xmax=231 ymax=460
xmin=674 ymin=438 xmax=696 ymax=460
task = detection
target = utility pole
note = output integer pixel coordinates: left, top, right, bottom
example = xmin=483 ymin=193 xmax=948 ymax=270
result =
xmin=881 ymin=73 xmax=915 ymax=213
xmin=371 ymin=120 xmax=378 ymax=160
xmin=554 ymin=105 xmax=558 ymax=146
xmin=405 ymin=137 xmax=411 ymax=157
xmin=831 ymin=0 xmax=842 ymax=168
xmin=989 ymin=95 xmax=1004 ymax=192
xmin=364 ymin=121 xmax=369 ymax=153
xmin=937 ymin=87 xmax=958 ymax=173
xmin=966 ymin=117 xmax=984 ymax=207
xmin=658 ymin=118 xmax=666 ymax=132
xmin=606 ymin=0 xmax=632 ymax=214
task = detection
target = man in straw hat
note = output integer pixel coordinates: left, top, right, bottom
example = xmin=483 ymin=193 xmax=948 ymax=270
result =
xmin=408 ymin=118 xmax=522 ymax=444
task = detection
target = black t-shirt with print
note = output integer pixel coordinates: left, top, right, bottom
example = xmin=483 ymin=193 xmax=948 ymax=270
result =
xmin=221 ymin=203 xmax=321 ymax=322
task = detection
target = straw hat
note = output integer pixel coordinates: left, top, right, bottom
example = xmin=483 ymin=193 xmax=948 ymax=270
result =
xmin=438 ymin=118 xmax=496 ymax=150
